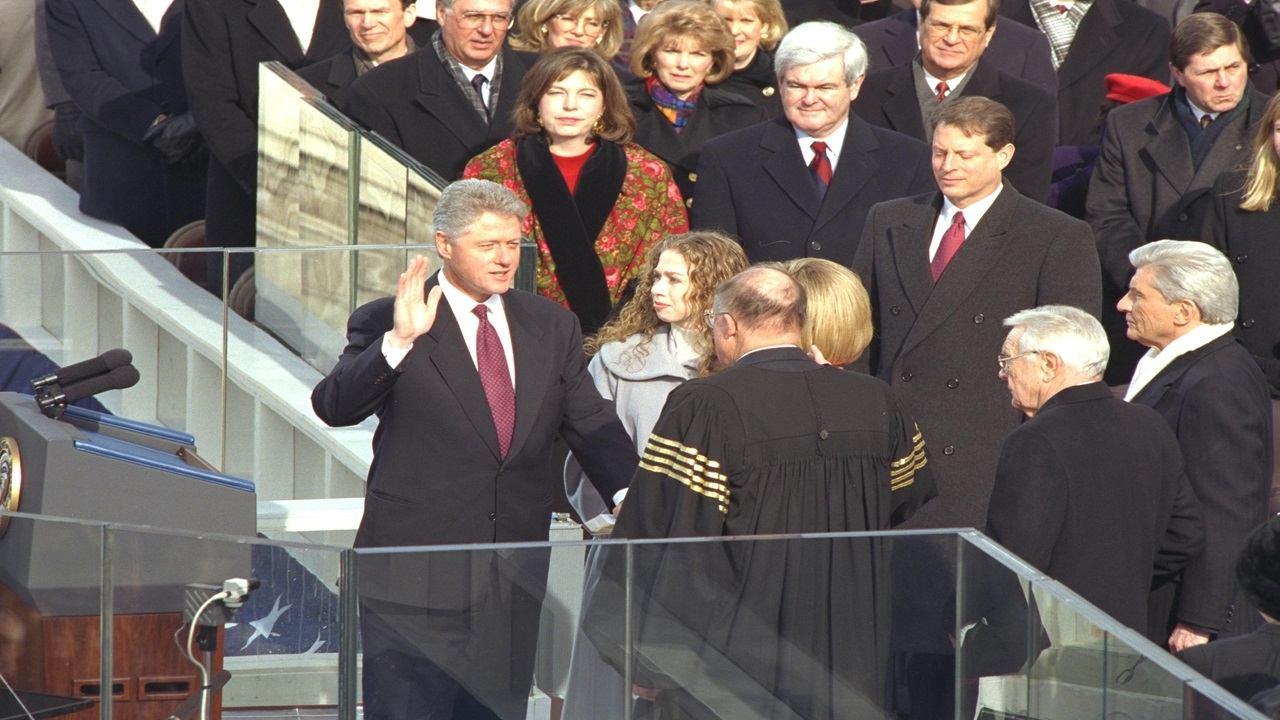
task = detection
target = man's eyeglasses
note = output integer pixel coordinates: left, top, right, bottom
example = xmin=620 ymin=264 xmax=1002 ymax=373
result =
xmin=551 ymin=13 xmax=607 ymax=36
xmin=997 ymin=349 xmax=1040 ymax=372
xmin=922 ymin=19 xmax=986 ymax=41
xmin=451 ymin=10 xmax=513 ymax=29
xmin=703 ymin=310 xmax=731 ymax=329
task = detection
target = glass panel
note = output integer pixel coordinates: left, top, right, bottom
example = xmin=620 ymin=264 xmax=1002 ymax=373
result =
xmin=0 ymin=514 xmax=102 ymax=720
xmin=107 ymin=526 xmax=347 ymax=718
xmin=957 ymin=531 xmax=1035 ymax=719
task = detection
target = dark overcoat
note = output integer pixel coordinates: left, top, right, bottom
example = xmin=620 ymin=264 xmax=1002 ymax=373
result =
xmin=691 ymin=115 xmax=932 ymax=265
xmin=1001 ymin=0 xmax=1171 ymax=146
xmin=183 ymin=0 xmax=349 ymax=248
xmin=1130 ymin=333 xmax=1274 ymax=639
xmin=852 ymin=185 xmax=1102 ymax=531
xmin=46 ymin=0 xmax=205 ymax=247
xmin=852 ymin=8 xmax=1058 ymax=94
xmin=855 ymin=59 xmax=1058 ymax=203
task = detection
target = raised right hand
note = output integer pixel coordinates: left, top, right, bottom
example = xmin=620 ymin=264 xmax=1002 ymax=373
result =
xmin=389 ymin=255 xmax=442 ymax=348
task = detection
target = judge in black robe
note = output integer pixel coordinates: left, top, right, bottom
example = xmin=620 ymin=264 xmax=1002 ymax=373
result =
xmin=583 ymin=266 xmax=936 ymax=719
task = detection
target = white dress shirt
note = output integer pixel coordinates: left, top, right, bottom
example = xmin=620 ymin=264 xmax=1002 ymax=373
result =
xmin=131 ymin=0 xmax=173 ymax=34
xmin=795 ymin=116 xmax=849 ymax=175
xmin=1124 ymin=322 xmax=1234 ymax=401
xmin=923 ymin=65 xmax=971 ymax=100
xmin=1187 ymin=98 xmax=1220 ymax=125
xmin=628 ymin=0 xmax=650 ymax=23
xmin=279 ymin=0 xmax=321 ymax=54
xmin=381 ymin=271 xmax=516 ymax=388
xmin=929 ymin=183 xmax=1003 ymax=261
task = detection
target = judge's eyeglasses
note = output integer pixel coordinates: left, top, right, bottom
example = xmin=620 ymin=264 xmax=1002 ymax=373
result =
xmin=997 ymin=349 xmax=1041 ymax=373
xmin=703 ymin=311 xmax=732 ymax=329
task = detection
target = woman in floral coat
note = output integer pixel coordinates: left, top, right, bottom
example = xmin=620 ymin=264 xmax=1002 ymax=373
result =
xmin=463 ymin=48 xmax=688 ymax=334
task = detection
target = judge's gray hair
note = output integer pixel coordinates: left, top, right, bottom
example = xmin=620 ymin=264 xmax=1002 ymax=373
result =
xmin=433 ymin=179 xmax=528 ymax=239
xmin=773 ymin=22 xmax=868 ymax=85
xmin=1128 ymin=240 xmax=1238 ymax=324
xmin=715 ymin=266 xmax=806 ymax=334
xmin=1004 ymin=305 xmax=1109 ymax=378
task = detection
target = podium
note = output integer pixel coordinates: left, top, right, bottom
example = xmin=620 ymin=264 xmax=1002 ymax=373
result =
xmin=0 ymin=392 xmax=256 ymax=720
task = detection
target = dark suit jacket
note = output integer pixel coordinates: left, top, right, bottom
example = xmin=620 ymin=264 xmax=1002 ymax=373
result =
xmin=183 ymin=0 xmax=348 ymax=247
xmin=295 ymin=21 xmax=439 ymax=107
xmin=343 ymin=45 xmax=536 ymax=181
xmin=784 ymin=0 xmax=895 ymax=25
xmin=691 ymin=115 xmax=932 ymax=265
xmin=853 ymin=8 xmax=1057 ymax=94
xmin=985 ymin=382 xmax=1204 ymax=637
xmin=1088 ymin=89 xmax=1267 ymax=292
xmin=1130 ymin=333 xmax=1274 ymax=637
xmin=46 ymin=0 xmax=205 ymax=248
xmin=852 ymin=185 xmax=1102 ymax=531
xmin=626 ymin=82 xmax=767 ymax=207
xmin=1001 ymin=0 xmax=1171 ymax=146
xmin=1181 ymin=623 xmax=1280 ymax=704
xmin=312 ymin=274 xmax=637 ymax=550
xmin=1205 ymin=170 xmax=1280 ymax=395
xmin=855 ymin=59 xmax=1057 ymax=203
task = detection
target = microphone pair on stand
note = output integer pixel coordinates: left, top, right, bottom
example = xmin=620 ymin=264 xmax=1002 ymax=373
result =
xmin=32 ymin=349 xmax=141 ymax=418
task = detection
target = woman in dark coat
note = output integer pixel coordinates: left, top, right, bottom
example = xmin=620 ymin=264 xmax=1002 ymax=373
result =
xmin=464 ymin=48 xmax=688 ymax=335
xmin=709 ymin=0 xmax=786 ymax=116
xmin=625 ymin=0 xmax=767 ymax=206
xmin=1204 ymin=91 xmax=1280 ymax=396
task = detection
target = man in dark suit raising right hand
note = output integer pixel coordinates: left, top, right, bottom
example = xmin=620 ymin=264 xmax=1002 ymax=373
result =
xmin=312 ymin=179 xmax=637 ymax=719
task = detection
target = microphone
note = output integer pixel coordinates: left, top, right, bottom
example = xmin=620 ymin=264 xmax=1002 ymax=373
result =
xmin=31 ymin=348 xmax=133 ymax=390
xmin=37 ymin=365 xmax=140 ymax=417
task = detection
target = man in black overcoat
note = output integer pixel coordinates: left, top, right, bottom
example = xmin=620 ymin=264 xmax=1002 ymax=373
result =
xmin=854 ymin=0 xmax=1057 ymax=202
xmin=1088 ymin=13 xmax=1267 ymax=382
xmin=342 ymin=0 xmax=535 ymax=181
xmin=297 ymin=0 xmax=433 ymax=107
xmin=1000 ymin=0 xmax=1170 ymax=145
xmin=692 ymin=21 xmax=932 ymax=265
xmin=312 ymin=180 xmax=637 ymax=719
xmin=183 ymin=0 xmax=349 ymax=253
xmin=984 ymin=305 xmax=1203 ymax=638
xmin=852 ymin=0 xmax=1057 ymax=93
xmin=1119 ymin=239 xmax=1273 ymax=653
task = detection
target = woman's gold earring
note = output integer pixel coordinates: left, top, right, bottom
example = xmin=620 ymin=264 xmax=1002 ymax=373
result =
xmin=593 ymin=118 xmax=605 ymax=134
xmin=540 ymin=24 xmax=548 ymax=35
xmin=537 ymin=114 xmax=545 ymax=127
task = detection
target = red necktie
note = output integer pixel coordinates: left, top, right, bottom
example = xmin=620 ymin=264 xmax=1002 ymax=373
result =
xmin=931 ymin=211 xmax=965 ymax=282
xmin=810 ymin=141 xmax=833 ymax=195
xmin=473 ymin=304 xmax=515 ymax=457
xmin=935 ymin=81 xmax=950 ymax=103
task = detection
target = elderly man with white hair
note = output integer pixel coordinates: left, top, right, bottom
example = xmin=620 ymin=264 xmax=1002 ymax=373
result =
xmin=690 ymin=20 xmax=933 ymax=264
xmin=1119 ymin=239 xmax=1274 ymax=652
xmin=983 ymin=304 xmax=1204 ymax=641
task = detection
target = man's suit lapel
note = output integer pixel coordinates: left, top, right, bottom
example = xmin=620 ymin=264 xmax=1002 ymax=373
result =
xmin=155 ymin=0 xmax=186 ymax=54
xmin=307 ymin=0 xmax=347 ymax=61
xmin=760 ymin=118 xmax=821 ymax=221
xmin=245 ymin=0 xmax=306 ymax=61
xmin=902 ymin=186 xmax=1019 ymax=355
xmin=94 ymin=0 xmax=155 ymax=43
xmin=880 ymin=68 xmax=927 ymax=138
xmin=503 ymin=295 xmax=554 ymax=461
xmin=882 ymin=11 xmax=919 ymax=66
xmin=888 ymin=194 xmax=939 ymax=316
xmin=423 ymin=281 xmax=504 ymax=461
xmin=413 ymin=46 xmax=490 ymax=149
xmin=1055 ymin=0 xmax=1123 ymax=91
xmin=1129 ymin=333 xmax=1234 ymax=406
xmin=1140 ymin=95 xmax=1195 ymax=193
xmin=1187 ymin=88 xmax=1263 ymax=190
xmin=813 ymin=118 xmax=877 ymax=232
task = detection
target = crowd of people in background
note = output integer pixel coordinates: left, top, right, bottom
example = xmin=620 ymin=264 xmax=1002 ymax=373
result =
xmin=10 ymin=0 xmax=1280 ymax=716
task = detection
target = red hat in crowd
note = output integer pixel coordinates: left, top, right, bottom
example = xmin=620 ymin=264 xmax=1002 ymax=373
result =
xmin=1104 ymin=73 xmax=1172 ymax=105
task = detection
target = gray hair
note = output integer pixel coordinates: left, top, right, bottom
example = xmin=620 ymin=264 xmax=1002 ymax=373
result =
xmin=432 ymin=179 xmax=528 ymax=239
xmin=714 ymin=266 xmax=806 ymax=334
xmin=1004 ymin=305 xmax=1110 ymax=378
xmin=1128 ymin=240 xmax=1238 ymax=324
xmin=437 ymin=0 xmax=514 ymax=10
xmin=773 ymin=21 xmax=868 ymax=85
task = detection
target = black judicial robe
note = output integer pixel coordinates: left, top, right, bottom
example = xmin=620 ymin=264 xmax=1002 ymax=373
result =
xmin=585 ymin=347 xmax=936 ymax=720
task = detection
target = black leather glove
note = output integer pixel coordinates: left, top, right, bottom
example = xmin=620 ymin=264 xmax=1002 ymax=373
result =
xmin=142 ymin=112 xmax=203 ymax=165
xmin=52 ymin=102 xmax=84 ymax=162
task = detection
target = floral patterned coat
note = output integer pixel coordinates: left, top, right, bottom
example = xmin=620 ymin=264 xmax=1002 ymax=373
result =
xmin=463 ymin=138 xmax=689 ymax=317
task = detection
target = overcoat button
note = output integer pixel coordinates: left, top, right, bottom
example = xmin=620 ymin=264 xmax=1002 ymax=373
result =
xmin=901 ymin=371 xmax=913 ymax=382
xmin=973 ymin=313 xmax=984 ymax=323
xmin=946 ymin=378 xmax=960 ymax=389
xmin=685 ymin=197 xmax=693 ymax=208
xmin=489 ymin=512 xmax=497 ymax=521
xmin=943 ymin=445 xmax=955 ymax=456
xmin=819 ymin=429 xmax=830 ymax=440
xmin=762 ymin=86 xmax=776 ymax=97
xmin=1235 ymin=254 xmax=1248 ymax=263
xmin=810 ymin=241 xmax=822 ymax=251
xmin=1241 ymin=319 xmax=1256 ymax=328
xmin=1178 ymin=212 xmax=1188 ymax=222
xmin=890 ymin=305 xmax=902 ymax=316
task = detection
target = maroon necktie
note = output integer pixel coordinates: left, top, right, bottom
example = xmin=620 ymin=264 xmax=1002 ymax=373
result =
xmin=931 ymin=211 xmax=965 ymax=282
xmin=472 ymin=304 xmax=515 ymax=457
xmin=810 ymin=141 xmax=833 ymax=195
xmin=935 ymin=81 xmax=950 ymax=103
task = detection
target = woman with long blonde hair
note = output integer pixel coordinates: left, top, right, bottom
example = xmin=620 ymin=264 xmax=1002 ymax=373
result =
xmin=783 ymin=257 xmax=873 ymax=367
xmin=1205 ymin=91 xmax=1280 ymax=394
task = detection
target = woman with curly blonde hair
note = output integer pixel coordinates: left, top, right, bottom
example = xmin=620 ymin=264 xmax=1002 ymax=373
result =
xmin=509 ymin=0 xmax=625 ymax=59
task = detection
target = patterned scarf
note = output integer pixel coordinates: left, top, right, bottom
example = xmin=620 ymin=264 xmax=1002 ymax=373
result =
xmin=645 ymin=76 xmax=700 ymax=132
xmin=1029 ymin=0 xmax=1093 ymax=69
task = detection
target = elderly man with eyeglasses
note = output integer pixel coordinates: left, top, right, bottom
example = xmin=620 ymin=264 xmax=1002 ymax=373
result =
xmin=343 ymin=0 xmax=537 ymax=179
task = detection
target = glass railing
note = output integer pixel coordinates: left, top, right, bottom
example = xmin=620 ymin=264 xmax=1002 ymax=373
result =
xmin=0 ymin=514 xmax=1264 ymax=719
